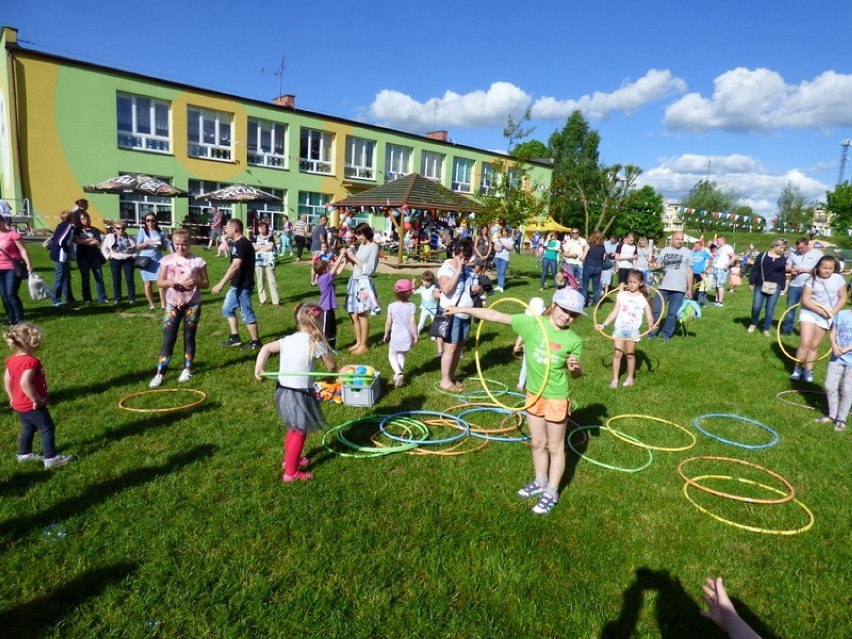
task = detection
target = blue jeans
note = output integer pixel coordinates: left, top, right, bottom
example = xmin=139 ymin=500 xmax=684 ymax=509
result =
xmin=109 ymin=258 xmax=136 ymax=303
xmin=18 ymin=407 xmax=57 ymax=457
xmin=52 ymin=260 xmax=74 ymax=305
xmin=751 ymin=286 xmax=782 ymax=332
xmin=540 ymin=257 xmax=558 ymax=289
xmin=781 ymin=286 xmax=803 ymax=335
xmin=222 ymin=286 xmax=257 ymax=325
xmin=0 ymin=268 xmax=25 ymax=324
xmin=77 ymin=256 xmax=108 ymax=303
xmin=495 ymin=257 xmax=509 ymax=289
xmin=581 ymin=265 xmax=603 ymax=307
xmin=652 ymin=289 xmax=685 ymax=339
xmin=565 ymin=262 xmax=583 ymax=283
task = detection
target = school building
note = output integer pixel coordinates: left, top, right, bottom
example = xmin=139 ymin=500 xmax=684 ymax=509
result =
xmin=0 ymin=26 xmax=552 ymax=234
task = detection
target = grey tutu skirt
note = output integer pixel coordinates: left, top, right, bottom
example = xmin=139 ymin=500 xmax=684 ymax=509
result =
xmin=275 ymin=385 xmax=327 ymax=433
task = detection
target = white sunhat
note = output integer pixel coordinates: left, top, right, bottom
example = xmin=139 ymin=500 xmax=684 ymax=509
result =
xmin=552 ymin=288 xmax=587 ymax=316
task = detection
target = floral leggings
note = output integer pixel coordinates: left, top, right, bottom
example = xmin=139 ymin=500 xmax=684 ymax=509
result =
xmin=157 ymin=303 xmax=201 ymax=373
xmin=825 ymin=359 xmax=852 ymax=426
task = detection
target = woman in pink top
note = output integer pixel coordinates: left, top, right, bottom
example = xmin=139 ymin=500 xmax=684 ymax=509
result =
xmin=0 ymin=217 xmax=33 ymax=325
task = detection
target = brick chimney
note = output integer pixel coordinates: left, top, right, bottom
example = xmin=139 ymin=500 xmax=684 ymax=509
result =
xmin=273 ymin=95 xmax=296 ymax=110
xmin=425 ymin=130 xmax=448 ymax=142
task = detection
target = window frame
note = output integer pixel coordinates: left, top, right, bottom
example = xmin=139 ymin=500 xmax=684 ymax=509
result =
xmin=247 ymin=118 xmax=288 ymax=169
xmin=118 ymin=173 xmax=176 ymax=227
xmin=451 ymin=157 xmax=474 ymax=193
xmin=385 ymin=143 xmax=412 ymax=180
xmin=421 ymin=150 xmax=444 ymax=182
xmin=299 ymin=128 xmax=334 ymax=175
xmin=116 ymin=93 xmax=171 ymax=153
xmin=187 ymin=106 xmax=233 ymax=161
xmin=344 ymin=136 xmax=376 ymax=181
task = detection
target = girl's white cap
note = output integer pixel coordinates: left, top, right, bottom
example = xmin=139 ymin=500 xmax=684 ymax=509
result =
xmin=525 ymin=297 xmax=546 ymax=317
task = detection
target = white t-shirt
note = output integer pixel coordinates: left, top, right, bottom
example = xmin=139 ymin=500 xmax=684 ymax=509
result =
xmin=276 ymin=332 xmax=328 ymax=389
xmin=713 ymin=244 xmax=735 ymax=269
xmin=614 ymin=290 xmax=649 ymax=333
xmin=437 ymin=261 xmax=476 ymax=320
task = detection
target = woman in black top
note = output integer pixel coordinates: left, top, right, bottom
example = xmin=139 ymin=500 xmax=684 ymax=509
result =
xmin=74 ymin=212 xmax=108 ymax=304
xmin=747 ymin=238 xmax=788 ymax=336
xmin=581 ymin=231 xmax=607 ymax=307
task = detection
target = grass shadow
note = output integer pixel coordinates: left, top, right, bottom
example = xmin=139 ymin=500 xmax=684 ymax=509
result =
xmin=0 ymin=561 xmax=139 ymax=639
xmin=0 ymin=444 xmax=217 ymax=544
xmin=0 ymin=469 xmax=53 ymax=498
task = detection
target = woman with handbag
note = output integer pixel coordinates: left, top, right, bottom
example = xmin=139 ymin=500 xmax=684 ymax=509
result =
xmin=101 ymin=221 xmax=137 ymax=305
xmin=136 ymin=214 xmax=168 ymax=311
xmin=435 ymin=237 xmax=481 ymax=393
xmin=342 ymin=222 xmax=380 ymax=355
xmin=747 ymin=238 xmax=788 ymax=336
xmin=0 ymin=216 xmax=33 ymax=325
xmin=73 ymin=212 xmax=108 ymax=305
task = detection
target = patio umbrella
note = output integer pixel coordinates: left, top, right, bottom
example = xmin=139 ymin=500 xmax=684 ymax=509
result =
xmin=83 ymin=173 xmax=189 ymax=197
xmin=194 ymin=183 xmax=280 ymax=203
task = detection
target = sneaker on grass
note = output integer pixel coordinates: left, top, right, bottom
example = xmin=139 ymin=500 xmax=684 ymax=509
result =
xmin=44 ymin=454 xmax=73 ymax=469
xmin=17 ymin=453 xmax=44 ymax=462
xmin=177 ymin=369 xmax=193 ymax=383
xmin=241 ymin=340 xmax=262 ymax=352
xmin=532 ymin=491 xmax=559 ymax=515
xmin=517 ymin=480 xmax=545 ymax=499
xmin=222 ymin=336 xmax=242 ymax=347
xmin=149 ymin=373 xmax=164 ymax=388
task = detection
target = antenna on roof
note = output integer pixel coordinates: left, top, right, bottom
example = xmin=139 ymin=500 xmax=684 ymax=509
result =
xmin=262 ymin=55 xmax=287 ymax=98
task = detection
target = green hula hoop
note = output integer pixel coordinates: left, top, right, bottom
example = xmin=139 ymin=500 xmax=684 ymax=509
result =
xmin=323 ymin=415 xmax=427 ymax=457
xmin=567 ymin=425 xmax=654 ymax=473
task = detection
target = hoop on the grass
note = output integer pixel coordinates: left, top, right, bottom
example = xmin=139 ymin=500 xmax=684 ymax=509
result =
xmin=118 ymin=388 xmax=206 ymax=413
xmin=567 ymin=426 xmax=654 ymax=473
xmin=774 ymin=389 xmax=827 ymax=411
xmin=457 ymin=406 xmax=532 ymax=442
xmin=379 ymin=411 xmax=469 ymax=445
xmin=693 ymin=413 xmax=780 ymax=450
xmin=442 ymin=402 xmax=524 ymax=434
xmin=473 ymin=297 xmax=550 ymax=412
xmin=678 ymin=456 xmax=795 ymax=504
xmin=324 ymin=415 xmax=424 ymax=457
xmin=592 ymin=286 xmax=665 ymax=341
xmin=775 ymin=302 xmax=833 ymax=364
xmin=606 ymin=414 xmax=697 ymax=452
xmin=683 ymin=475 xmax=814 ymax=535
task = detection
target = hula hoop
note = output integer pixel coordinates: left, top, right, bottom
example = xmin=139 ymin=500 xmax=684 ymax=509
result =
xmin=433 ymin=378 xmax=511 ymax=401
xmin=324 ymin=415 xmax=424 ymax=457
xmin=678 ymin=456 xmax=795 ymax=504
xmin=693 ymin=414 xmax=780 ymax=450
xmin=606 ymin=414 xmax=697 ymax=452
xmin=373 ymin=421 xmax=489 ymax=456
xmin=775 ymin=389 xmax=826 ymax=412
xmin=567 ymin=426 xmax=653 ymax=472
xmin=592 ymin=285 xmax=665 ymax=341
xmin=118 ymin=388 xmax=207 ymax=413
xmin=474 ymin=297 xmax=550 ymax=412
xmin=683 ymin=475 xmax=814 ymax=535
xmin=775 ymin=303 xmax=833 ymax=364
xmin=442 ymin=402 xmax=525 ymax=434
xmin=258 ymin=371 xmax=370 ymax=379
xmin=456 ymin=407 xmax=532 ymax=442
xmin=378 ymin=411 xmax=469 ymax=445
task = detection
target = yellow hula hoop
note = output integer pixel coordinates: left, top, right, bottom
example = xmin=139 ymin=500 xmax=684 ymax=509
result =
xmin=441 ymin=402 xmax=525 ymax=434
xmin=682 ymin=474 xmax=814 ymax=536
xmin=775 ymin=302 xmax=833 ymax=364
xmin=606 ymin=414 xmax=697 ymax=452
xmin=678 ymin=456 xmax=795 ymax=505
xmin=118 ymin=388 xmax=207 ymax=413
xmin=474 ymin=297 xmax=550 ymax=412
xmin=592 ymin=286 xmax=665 ymax=341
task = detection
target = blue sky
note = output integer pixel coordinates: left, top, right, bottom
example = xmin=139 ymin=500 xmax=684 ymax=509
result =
xmin=6 ymin=0 xmax=852 ymax=219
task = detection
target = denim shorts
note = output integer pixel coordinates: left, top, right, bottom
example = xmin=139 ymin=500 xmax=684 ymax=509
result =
xmin=222 ymin=286 xmax=257 ymax=324
xmin=613 ymin=325 xmax=640 ymax=340
xmin=446 ymin=315 xmax=471 ymax=344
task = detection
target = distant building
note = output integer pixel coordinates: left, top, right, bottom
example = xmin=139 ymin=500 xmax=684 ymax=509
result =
xmin=0 ymin=26 xmax=551 ymax=231
xmin=663 ymin=201 xmax=685 ymax=233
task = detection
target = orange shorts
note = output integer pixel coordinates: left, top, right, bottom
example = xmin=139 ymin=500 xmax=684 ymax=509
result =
xmin=525 ymin=393 xmax=570 ymax=423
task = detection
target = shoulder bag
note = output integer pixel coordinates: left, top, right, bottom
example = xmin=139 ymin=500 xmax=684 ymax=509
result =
xmin=430 ymin=270 xmax=467 ymax=340
xmin=0 ymin=244 xmax=28 ymax=280
xmin=760 ymin=254 xmax=778 ymax=295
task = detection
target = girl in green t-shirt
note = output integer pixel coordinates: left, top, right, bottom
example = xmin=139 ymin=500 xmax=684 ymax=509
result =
xmin=444 ymin=287 xmax=585 ymax=516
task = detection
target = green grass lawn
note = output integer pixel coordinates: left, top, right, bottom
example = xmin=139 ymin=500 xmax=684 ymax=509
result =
xmin=0 ymin=245 xmax=849 ymax=638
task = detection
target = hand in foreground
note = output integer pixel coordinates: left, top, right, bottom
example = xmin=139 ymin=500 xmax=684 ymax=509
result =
xmin=700 ymin=577 xmax=762 ymax=639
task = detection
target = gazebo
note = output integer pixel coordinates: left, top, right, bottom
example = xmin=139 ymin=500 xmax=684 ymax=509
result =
xmin=331 ymin=173 xmax=483 ymax=262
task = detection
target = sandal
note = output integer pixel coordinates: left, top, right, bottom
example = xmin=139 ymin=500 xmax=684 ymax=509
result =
xmin=815 ymin=416 xmax=834 ymax=424
xmin=282 ymin=471 xmax=314 ymax=482
xmin=440 ymin=382 xmax=465 ymax=393
xmin=834 ymin=421 xmax=847 ymax=432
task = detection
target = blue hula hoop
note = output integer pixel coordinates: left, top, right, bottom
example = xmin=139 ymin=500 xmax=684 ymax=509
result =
xmin=457 ymin=406 xmax=532 ymax=442
xmin=378 ymin=410 xmax=470 ymax=445
xmin=692 ymin=414 xmax=780 ymax=450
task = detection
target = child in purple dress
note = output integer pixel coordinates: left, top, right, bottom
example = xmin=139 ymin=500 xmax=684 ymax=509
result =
xmin=383 ymin=279 xmax=418 ymax=387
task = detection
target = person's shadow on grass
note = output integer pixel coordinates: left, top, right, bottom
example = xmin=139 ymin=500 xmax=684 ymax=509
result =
xmin=600 ymin=567 xmax=782 ymax=639
xmin=0 ymin=561 xmax=139 ymax=639
xmin=561 ymin=402 xmax=608 ymax=491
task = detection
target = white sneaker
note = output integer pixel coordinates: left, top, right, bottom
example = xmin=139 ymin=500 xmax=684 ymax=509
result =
xmin=178 ymin=369 xmax=193 ymax=383
xmin=149 ymin=373 xmax=164 ymax=388
xmin=44 ymin=454 xmax=73 ymax=469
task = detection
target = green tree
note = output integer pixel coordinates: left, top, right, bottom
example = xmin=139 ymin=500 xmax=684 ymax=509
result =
xmin=680 ymin=179 xmax=739 ymax=214
xmin=776 ymin=182 xmax=812 ymax=228
xmin=510 ymin=139 xmax=549 ymax=160
xmin=548 ymin=110 xmax=602 ymax=229
xmin=611 ymin=185 xmax=665 ymax=239
xmin=827 ymin=183 xmax=852 ymax=234
xmin=475 ymin=110 xmax=547 ymax=228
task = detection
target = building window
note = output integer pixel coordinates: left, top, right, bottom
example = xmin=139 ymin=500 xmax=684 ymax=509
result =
xmin=421 ymin=151 xmax=444 ymax=182
xmin=299 ymin=129 xmax=334 ymax=174
xmin=385 ymin=144 xmax=412 ymax=180
xmin=116 ymin=93 xmax=170 ymax=153
xmin=247 ymin=119 xmax=287 ymax=169
xmin=345 ymin=137 xmax=376 ymax=180
xmin=298 ymin=191 xmax=331 ymax=226
xmin=119 ymin=173 xmax=175 ymax=227
xmin=188 ymin=180 xmax=233 ymax=222
xmin=187 ymin=107 xmax=233 ymax=161
xmin=480 ymin=162 xmax=495 ymax=195
xmin=452 ymin=158 xmax=474 ymax=193
xmin=249 ymin=187 xmax=287 ymax=230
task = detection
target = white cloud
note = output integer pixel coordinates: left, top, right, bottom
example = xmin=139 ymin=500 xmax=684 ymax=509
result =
xmin=638 ymin=154 xmax=831 ymax=218
xmin=368 ymin=81 xmax=531 ymax=131
xmin=532 ymin=69 xmax=686 ymax=120
xmin=665 ymin=68 xmax=852 ymax=133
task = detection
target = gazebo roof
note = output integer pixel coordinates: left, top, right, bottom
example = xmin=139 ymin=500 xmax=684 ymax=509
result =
xmin=331 ymin=173 xmax=482 ymax=212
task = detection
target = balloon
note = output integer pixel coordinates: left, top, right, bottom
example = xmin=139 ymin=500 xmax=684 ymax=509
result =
xmin=401 ymin=204 xmax=409 ymax=211
xmin=404 ymin=216 xmax=411 ymax=223
xmin=404 ymin=222 xmax=412 ymax=231
xmin=392 ymin=209 xmax=401 ymax=217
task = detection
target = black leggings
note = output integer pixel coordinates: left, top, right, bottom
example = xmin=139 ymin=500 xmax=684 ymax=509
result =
xmin=157 ymin=303 xmax=201 ymax=373
xmin=294 ymin=235 xmax=307 ymax=259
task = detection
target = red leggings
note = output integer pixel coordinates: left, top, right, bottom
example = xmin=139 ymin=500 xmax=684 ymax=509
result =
xmin=283 ymin=429 xmax=307 ymax=475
